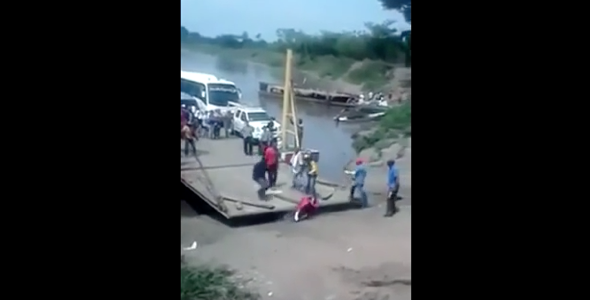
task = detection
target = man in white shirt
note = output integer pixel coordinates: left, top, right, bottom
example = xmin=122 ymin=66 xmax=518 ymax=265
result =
xmin=290 ymin=148 xmax=304 ymax=189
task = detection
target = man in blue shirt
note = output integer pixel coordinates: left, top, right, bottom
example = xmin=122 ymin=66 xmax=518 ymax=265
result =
xmin=349 ymin=158 xmax=368 ymax=208
xmin=385 ymin=159 xmax=400 ymax=217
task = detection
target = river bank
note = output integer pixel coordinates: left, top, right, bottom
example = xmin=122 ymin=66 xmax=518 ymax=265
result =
xmin=181 ymin=42 xmax=411 ymax=94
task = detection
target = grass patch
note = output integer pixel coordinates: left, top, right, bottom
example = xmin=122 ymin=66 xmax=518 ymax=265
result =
xmin=346 ymin=60 xmax=391 ymax=91
xmin=181 ymin=262 xmax=260 ymax=300
xmin=296 ymin=55 xmax=354 ymax=79
xmin=352 ymin=102 xmax=411 ymax=153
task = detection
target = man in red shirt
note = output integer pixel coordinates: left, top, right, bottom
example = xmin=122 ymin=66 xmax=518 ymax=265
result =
xmin=264 ymin=140 xmax=279 ymax=187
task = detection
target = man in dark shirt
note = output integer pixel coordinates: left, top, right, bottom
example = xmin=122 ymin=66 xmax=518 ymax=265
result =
xmin=252 ymin=159 xmax=269 ymax=200
xmin=241 ymin=121 xmax=254 ymax=156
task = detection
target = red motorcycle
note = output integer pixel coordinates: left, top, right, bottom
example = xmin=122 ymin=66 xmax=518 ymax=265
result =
xmin=293 ymin=196 xmax=319 ymax=222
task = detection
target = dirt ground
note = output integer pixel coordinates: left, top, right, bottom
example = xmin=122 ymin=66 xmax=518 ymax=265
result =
xmin=181 ymin=197 xmax=411 ymax=300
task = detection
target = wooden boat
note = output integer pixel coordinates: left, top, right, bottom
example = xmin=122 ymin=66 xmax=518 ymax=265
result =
xmin=333 ymin=104 xmax=388 ymax=123
xmin=258 ymin=82 xmax=358 ymax=108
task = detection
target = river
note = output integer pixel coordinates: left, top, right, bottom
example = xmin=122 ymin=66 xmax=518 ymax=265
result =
xmin=181 ymin=50 xmax=366 ymax=181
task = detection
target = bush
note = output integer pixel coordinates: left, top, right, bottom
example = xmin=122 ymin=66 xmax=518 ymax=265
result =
xmin=352 ymin=102 xmax=411 ymax=153
xmin=181 ymin=263 xmax=260 ymax=300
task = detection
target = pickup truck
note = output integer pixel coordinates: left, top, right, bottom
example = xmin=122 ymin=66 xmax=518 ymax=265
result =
xmin=232 ymin=107 xmax=281 ymax=144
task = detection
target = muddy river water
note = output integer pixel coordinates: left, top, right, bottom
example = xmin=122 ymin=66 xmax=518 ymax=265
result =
xmin=181 ymin=50 xmax=366 ymax=181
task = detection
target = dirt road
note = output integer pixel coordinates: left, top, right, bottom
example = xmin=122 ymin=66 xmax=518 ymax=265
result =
xmin=181 ymin=200 xmax=411 ymax=300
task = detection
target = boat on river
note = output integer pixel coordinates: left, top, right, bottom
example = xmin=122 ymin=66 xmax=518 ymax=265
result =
xmin=333 ymin=104 xmax=389 ymax=123
xmin=258 ymin=81 xmax=358 ymax=108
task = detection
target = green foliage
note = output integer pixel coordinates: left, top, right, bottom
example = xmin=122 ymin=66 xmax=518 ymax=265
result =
xmin=352 ymin=102 xmax=411 ymax=153
xmin=378 ymin=0 xmax=411 ymax=23
xmin=379 ymin=101 xmax=411 ymax=130
xmin=181 ymin=19 xmax=410 ymax=89
xmin=181 ymin=263 xmax=259 ymax=300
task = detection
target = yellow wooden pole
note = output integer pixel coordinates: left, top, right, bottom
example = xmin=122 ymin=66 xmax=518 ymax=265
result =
xmin=280 ymin=49 xmax=300 ymax=151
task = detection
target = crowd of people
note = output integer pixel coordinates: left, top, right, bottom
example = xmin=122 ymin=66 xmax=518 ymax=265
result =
xmin=181 ymin=104 xmax=234 ymax=140
xmin=181 ymin=104 xmax=401 ymax=218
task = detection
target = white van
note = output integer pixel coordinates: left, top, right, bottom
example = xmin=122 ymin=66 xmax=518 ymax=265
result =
xmin=180 ymin=70 xmax=242 ymax=112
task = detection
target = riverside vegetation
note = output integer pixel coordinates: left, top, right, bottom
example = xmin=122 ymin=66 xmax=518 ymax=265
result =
xmin=180 ymin=2 xmax=410 ymax=92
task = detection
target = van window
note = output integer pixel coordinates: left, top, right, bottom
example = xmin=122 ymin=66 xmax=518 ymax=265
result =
xmin=208 ymin=83 xmax=240 ymax=106
xmin=181 ymin=78 xmax=206 ymax=100
xmin=240 ymin=113 xmax=247 ymax=122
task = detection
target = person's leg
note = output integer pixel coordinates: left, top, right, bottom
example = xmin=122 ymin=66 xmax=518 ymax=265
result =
xmin=271 ymin=165 xmax=278 ymax=187
xmin=189 ymin=139 xmax=196 ymax=156
xmin=384 ymin=188 xmax=398 ymax=217
xmin=256 ymin=178 xmax=268 ymax=200
xmin=247 ymin=138 xmax=253 ymax=155
xmin=266 ymin=167 xmax=272 ymax=187
xmin=359 ymin=184 xmax=368 ymax=208
xmin=310 ymin=175 xmax=317 ymax=197
xmin=291 ymin=168 xmax=300 ymax=188
xmin=243 ymin=137 xmax=248 ymax=155
xmin=184 ymin=139 xmax=189 ymax=156
xmin=349 ymin=184 xmax=357 ymax=200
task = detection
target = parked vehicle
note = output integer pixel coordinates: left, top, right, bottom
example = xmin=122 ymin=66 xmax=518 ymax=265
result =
xmin=181 ymin=70 xmax=242 ymax=113
xmin=232 ymin=106 xmax=281 ymax=145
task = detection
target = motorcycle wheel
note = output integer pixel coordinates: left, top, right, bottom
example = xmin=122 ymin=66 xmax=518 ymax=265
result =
xmin=293 ymin=209 xmax=307 ymax=222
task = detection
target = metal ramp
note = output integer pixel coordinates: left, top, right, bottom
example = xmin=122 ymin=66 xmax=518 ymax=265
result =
xmin=181 ymin=138 xmax=352 ymax=219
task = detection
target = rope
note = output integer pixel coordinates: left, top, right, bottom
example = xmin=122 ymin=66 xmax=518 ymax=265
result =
xmin=190 ymin=150 xmax=227 ymax=212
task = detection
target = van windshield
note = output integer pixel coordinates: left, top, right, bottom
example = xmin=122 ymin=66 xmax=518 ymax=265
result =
xmin=247 ymin=112 xmax=271 ymax=122
xmin=208 ymin=84 xmax=240 ymax=106
xmin=181 ymin=78 xmax=205 ymax=99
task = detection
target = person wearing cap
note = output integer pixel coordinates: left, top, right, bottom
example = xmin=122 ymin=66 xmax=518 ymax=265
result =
xmin=181 ymin=122 xmax=197 ymax=157
xmin=385 ymin=159 xmax=400 ymax=217
xmin=350 ymin=158 xmax=368 ymax=208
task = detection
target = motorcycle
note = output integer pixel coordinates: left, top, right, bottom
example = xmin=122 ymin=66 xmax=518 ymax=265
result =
xmin=293 ymin=196 xmax=319 ymax=222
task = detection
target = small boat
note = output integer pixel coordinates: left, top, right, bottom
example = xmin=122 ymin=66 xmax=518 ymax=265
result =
xmin=258 ymin=82 xmax=358 ymax=108
xmin=333 ymin=104 xmax=388 ymax=123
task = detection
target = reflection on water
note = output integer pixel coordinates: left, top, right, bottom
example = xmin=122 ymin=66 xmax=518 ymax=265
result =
xmin=215 ymin=56 xmax=248 ymax=75
xmin=181 ymin=51 xmax=365 ymax=180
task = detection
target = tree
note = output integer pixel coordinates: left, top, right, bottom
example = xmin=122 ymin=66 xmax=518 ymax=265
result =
xmin=181 ymin=26 xmax=189 ymax=41
xmin=378 ymin=0 xmax=411 ymax=23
